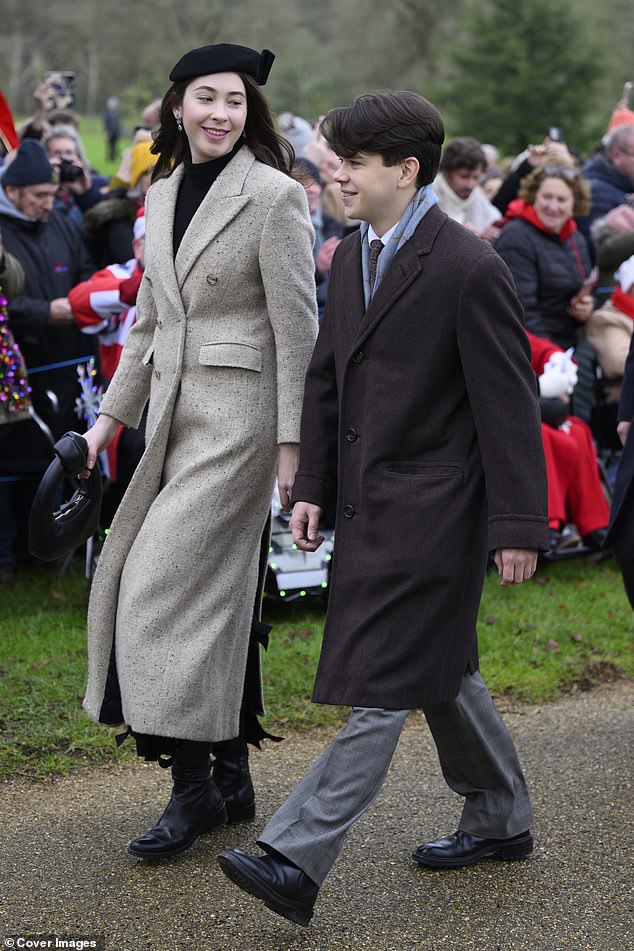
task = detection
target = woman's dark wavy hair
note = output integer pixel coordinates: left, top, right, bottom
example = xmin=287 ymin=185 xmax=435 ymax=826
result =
xmin=151 ymin=73 xmax=295 ymax=182
xmin=320 ymin=91 xmax=444 ymax=187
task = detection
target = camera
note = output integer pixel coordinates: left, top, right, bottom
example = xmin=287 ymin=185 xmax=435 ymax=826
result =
xmin=58 ymin=157 xmax=84 ymax=184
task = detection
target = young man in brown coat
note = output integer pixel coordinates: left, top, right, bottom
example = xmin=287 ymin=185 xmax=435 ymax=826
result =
xmin=219 ymin=90 xmax=549 ymax=927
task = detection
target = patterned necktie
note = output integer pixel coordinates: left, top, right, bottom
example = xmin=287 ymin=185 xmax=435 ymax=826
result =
xmin=368 ymin=239 xmax=383 ymax=297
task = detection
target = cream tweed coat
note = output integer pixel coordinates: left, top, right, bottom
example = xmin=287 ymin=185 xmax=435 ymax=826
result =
xmin=83 ymin=146 xmax=318 ymax=742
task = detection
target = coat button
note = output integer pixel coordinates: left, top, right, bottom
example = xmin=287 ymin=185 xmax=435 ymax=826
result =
xmin=206 ymin=274 xmax=218 ymax=286
xmin=343 ymin=504 xmax=355 ymax=518
xmin=154 ymin=369 xmax=161 ymax=380
xmin=345 ymin=428 xmax=358 ymax=442
xmin=352 ymin=350 xmax=365 ymax=364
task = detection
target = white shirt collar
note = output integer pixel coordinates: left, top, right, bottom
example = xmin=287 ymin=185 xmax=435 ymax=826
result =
xmin=368 ymin=221 xmax=398 ymax=246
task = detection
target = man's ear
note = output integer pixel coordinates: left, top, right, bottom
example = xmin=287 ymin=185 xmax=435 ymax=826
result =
xmin=398 ymin=157 xmax=420 ymax=189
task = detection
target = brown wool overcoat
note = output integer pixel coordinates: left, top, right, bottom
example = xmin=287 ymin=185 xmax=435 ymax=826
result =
xmin=83 ymin=147 xmax=318 ymax=742
xmin=292 ymin=205 xmax=549 ymax=709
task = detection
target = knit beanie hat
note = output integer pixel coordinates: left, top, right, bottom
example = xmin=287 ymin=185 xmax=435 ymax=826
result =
xmin=129 ymin=140 xmax=155 ymax=188
xmin=3 ymin=139 xmax=53 ymax=186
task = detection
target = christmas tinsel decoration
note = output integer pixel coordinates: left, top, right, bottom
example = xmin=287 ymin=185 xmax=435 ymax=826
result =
xmin=0 ymin=285 xmax=31 ymax=418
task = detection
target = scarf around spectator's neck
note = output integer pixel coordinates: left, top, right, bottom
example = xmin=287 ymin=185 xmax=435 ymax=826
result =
xmin=504 ymin=198 xmax=577 ymax=242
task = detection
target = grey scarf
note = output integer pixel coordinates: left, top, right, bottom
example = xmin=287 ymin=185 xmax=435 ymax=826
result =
xmin=360 ymin=184 xmax=438 ymax=310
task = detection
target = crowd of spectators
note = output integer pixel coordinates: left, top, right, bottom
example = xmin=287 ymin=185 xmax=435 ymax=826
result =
xmin=1 ymin=77 xmax=633 ymax=584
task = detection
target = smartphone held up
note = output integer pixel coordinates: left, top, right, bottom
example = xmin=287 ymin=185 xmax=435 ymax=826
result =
xmin=42 ymin=70 xmax=76 ymax=110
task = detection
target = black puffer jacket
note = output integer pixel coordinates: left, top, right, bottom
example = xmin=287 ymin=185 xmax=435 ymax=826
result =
xmin=0 ymin=188 xmax=98 ymax=438
xmin=495 ymin=209 xmax=592 ymax=350
xmin=577 ymin=153 xmax=634 ymax=248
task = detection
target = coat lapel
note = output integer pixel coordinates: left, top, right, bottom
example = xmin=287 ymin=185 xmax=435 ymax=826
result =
xmin=149 ymin=166 xmax=185 ymax=320
xmin=174 ymin=145 xmax=254 ymax=287
xmin=354 ymin=205 xmax=448 ymax=348
xmin=337 ymin=233 xmax=365 ymax=340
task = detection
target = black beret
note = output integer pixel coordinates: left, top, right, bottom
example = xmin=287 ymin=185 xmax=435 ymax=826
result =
xmin=29 ymin=431 xmax=103 ymax=562
xmin=169 ymin=44 xmax=275 ymax=85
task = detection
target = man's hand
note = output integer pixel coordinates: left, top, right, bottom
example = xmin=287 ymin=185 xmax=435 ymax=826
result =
xmin=49 ymin=297 xmax=74 ymax=325
xmin=494 ymin=548 xmax=538 ymax=586
xmin=291 ymin=501 xmax=324 ymax=551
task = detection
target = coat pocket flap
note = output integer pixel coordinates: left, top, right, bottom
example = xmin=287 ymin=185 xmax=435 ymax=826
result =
xmin=141 ymin=344 xmax=155 ymax=366
xmin=198 ymin=342 xmax=262 ymax=372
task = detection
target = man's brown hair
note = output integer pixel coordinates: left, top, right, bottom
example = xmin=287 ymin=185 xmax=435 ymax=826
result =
xmin=320 ymin=90 xmax=444 ymax=187
xmin=439 ymin=137 xmax=486 ymax=174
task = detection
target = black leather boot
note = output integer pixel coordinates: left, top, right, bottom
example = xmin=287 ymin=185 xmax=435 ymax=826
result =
xmin=129 ymin=740 xmax=227 ymax=858
xmin=211 ymin=737 xmax=256 ymax=824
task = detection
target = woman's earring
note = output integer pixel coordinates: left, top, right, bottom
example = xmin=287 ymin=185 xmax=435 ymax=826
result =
xmin=176 ymin=115 xmax=183 ymax=132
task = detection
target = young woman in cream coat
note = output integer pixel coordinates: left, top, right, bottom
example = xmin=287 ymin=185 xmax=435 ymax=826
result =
xmin=81 ymin=44 xmax=318 ymax=858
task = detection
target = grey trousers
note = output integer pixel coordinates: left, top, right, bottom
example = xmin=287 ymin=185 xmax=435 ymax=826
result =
xmin=258 ymin=671 xmax=533 ymax=886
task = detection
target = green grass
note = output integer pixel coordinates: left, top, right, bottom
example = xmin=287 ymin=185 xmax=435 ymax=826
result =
xmin=261 ymin=555 xmax=634 ymax=730
xmin=1 ymin=556 xmax=632 ymax=780
xmin=475 ymin=557 xmax=633 ymax=701
xmin=78 ymin=115 xmax=125 ymax=180
xmin=0 ymin=563 xmax=129 ymax=780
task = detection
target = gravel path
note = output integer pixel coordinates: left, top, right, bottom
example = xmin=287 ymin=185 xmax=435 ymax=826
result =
xmin=1 ymin=680 xmax=632 ymax=951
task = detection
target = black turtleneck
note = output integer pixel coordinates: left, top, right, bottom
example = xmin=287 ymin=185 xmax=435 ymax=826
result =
xmin=172 ymin=141 xmax=243 ymax=257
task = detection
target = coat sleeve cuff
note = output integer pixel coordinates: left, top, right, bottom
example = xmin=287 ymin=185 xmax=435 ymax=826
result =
xmin=292 ymin=470 xmax=336 ymax=515
xmin=488 ymin=515 xmax=550 ymax=552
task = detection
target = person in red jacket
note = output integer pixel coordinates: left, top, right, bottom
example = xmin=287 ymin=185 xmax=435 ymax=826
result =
xmin=69 ymin=209 xmax=145 ymax=384
xmin=528 ymin=330 xmax=610 ymax=550
xmin=68 ymin=210 xmax=145 ymax=511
